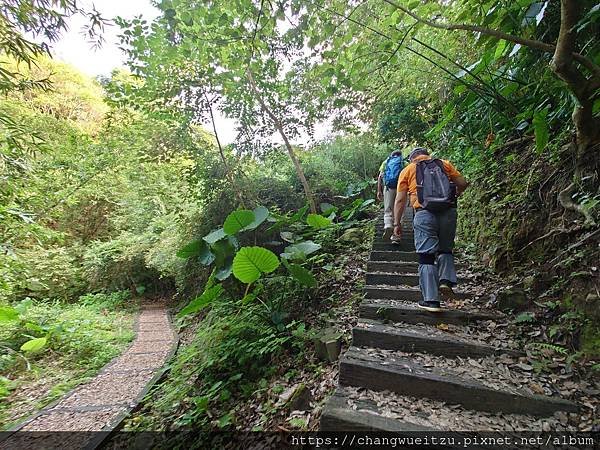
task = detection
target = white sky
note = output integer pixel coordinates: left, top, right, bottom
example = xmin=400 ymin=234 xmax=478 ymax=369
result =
xmin=51 ymin=0 xmax=332 ymax=145
xmin=52 ymin=0 xmax=239 ymax=144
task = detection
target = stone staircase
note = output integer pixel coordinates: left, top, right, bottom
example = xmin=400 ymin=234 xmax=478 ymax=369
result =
xmin=320 ymin=210 xmax=578 ymax=431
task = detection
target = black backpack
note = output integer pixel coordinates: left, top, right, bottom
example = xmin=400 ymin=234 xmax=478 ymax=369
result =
xmin=415 ymin=159 xmax=457 ymax=211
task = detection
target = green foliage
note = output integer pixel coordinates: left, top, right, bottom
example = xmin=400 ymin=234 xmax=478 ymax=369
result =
xmin=306 ymin=214 xmax=332 ymax=229
xmin=515 ymin=312 xmax=535 ymax=324
xmin=223 ymin=210 xmax=256 ymax=235
xmin=283 ymin=261 xmax=317 ymax=288
xmin=178 ymin=285 xmax=224 ymax=317
xmin=533 ymin=108 xmax=550 ymax=154
xmin=20 ymin=337 xmax=46 ymax=353
xmin=78 ymin=291 xmax=132 ymax=311
xmin=0 ymin=297 xmax=135 ymax=426
xmin=376 ymin=96 xmax=429 ymax=145
xmin=281 ymin=241 xmax=322 ymax=261
xmin=232 ymin=247 xmax=280 ymax=284
xmin=151 ymin=300 xmax=295 ymax=428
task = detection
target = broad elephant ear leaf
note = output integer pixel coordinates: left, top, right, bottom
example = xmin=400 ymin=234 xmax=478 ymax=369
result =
xmin=203 ymin=228 xmax=226 ymax=244
xmin=320 ymin=202 xmax=337 ymax=215
xmin=178 ymin=284 xmax=224 ymax=317
xmin=20 ymin=337 xmax=47 ymax=352
xmin=232 ymin=246 xmax=280 ymax=283
xmin=212 ymin=236 xmax=238 ymax=280
xmin=176 ymin=239 xmax=206 ymax=258
xmin=223 ymin=210 xmax=255 ymax=235
xmin=285 ymin=262 xmax=317 ymax=288
xmin=242 ymin=206 xmax=269 ymax=231
xmin=280 ymin=241 xmax=321 ymax=261
xmin=307 ymin=213 xmax=332 ymax=229
xmin=0 ymin=306 xmax=19 ymax=322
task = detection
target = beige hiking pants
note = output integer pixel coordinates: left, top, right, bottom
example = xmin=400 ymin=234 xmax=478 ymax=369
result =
xmin=383 ymin=186 xmax=396 ymax=229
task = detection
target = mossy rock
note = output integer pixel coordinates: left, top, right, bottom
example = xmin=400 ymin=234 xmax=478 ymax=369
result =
xmin=497 ymin=288 xmax=529 ymax=312
xmin=340 ymin=227 xmax=365 ymax=243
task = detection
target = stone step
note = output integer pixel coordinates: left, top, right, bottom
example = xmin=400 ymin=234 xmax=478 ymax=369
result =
xmin=367 ymin=260 xmax=466 ymax=273
xmin=367 ymin=260 xmax=420 ymax=272
xmin=375 ymin=228 xmax=413 ymax=236
xmin=352 ymin=319 xmax=522 ymax=358
xmin=320 ymin=388 xmax=436 ymax=432
xmin=370 ymin=251 xmax=418 ymax=262
xmin=365 ymin=273 xmax=468 ymax=286
xmin=364 ymin=286 xmax=469 ymax=301
xmin=366 ymin=272 xmax=420 ymax=286
xmin=372 ymin=242 xmax=415 ymax=252
xmin=360 ymin=299 xmax=500 ymax=326
xmin=321 ymin=386 xmax=564 ymax=435
xmin=339 ymin=347 xmax=578 ymax=417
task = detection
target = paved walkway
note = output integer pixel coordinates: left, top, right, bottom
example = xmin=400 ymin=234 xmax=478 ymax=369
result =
xmin=2 ymin=302 xmax=176 ymax=449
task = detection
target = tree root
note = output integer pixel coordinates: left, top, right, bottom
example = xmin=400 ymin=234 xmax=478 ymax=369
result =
xmin=558 ymin=182 xmax=597 ymax=226
xmin=549 ymin=228 xmax=600 ymax=267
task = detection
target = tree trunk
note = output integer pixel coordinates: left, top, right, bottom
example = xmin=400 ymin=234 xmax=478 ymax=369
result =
xmin=549 ymin=0 xmax=600 ymax=158
xmin=246 ymin=70 xmax=317 ymax=213
xmin=204 ymin=92 xmax=246 ymax=207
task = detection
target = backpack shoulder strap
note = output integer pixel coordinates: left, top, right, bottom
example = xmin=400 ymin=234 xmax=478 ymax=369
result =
xmin=415 ymin=160 xmax=425 ymax=185
xmin=431 ymin=158 xmax=448 ymax=174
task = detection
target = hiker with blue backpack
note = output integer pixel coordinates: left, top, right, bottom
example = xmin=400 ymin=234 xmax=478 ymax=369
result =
xmin=376 ymin=150 xmax=405 ymax=244
xmin=393 ymin=148 xmax=469 ymax=312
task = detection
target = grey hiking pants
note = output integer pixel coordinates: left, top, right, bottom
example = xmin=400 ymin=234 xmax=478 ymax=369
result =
xmin=413 ymin=208 xmax=458 ymax=302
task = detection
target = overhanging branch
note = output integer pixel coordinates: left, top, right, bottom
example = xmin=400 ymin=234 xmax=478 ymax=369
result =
xmin=381 ymin=0 xmax=600 ymax=78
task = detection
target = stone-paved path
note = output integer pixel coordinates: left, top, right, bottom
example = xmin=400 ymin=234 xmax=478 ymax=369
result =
xmin=1 ymin=301 xmax=176 ymax=450
xmin=320 ymin=210 xmax=580 ymax=432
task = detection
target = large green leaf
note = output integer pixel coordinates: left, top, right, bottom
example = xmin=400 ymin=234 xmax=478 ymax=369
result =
xmin=203 ymin=228 xmax=226 ymax=244
xmin=20 ymin=337 xmax=47 ymax=352
xmin=177 ymin=239 xmax=207 ymax=258
xmin=232 ymin=246 xmax=280 ymax=283
xmin=215 ymin=264 xmax=233 ymax=281
xmin=533 ymin=108 xmax=549 ymax=154
xmin=306 ymin=214 xmax=332 ymax=229
xmin=285 ymin=262 xmax=317 ymax=288
xmin=198 ymin=245 xmax=216 ymax=266
xmin=242 ymin=206 xmax=269 ymax=231
xmin=281 ymin=241 xmax=322 ymax=261
xmin=289 ymin=204 xmax=309 ymax=224
xmin=320 ymin=203 xmax=337 ymax=215
xmin=0 ymin=306 xmax=18 ymax=322
xmin=178 ymin=284 xmax=224 ymax=317
xmin=212 ymin=237 xmax=237 ymax=280
xmin=223 ymin=210 xmax=255 ymax=235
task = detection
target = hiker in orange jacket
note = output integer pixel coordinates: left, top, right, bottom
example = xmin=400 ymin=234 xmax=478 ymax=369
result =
xmin=393 ymin=148 xmax=468 ymax=312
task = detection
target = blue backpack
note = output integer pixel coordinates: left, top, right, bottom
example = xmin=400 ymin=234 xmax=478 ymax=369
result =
xmin=383 ymin=155 xmax=404 ymax=188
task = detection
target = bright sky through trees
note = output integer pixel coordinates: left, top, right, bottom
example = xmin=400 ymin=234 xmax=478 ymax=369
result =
xmin=51 ymin=0 xmax=244 ymax=144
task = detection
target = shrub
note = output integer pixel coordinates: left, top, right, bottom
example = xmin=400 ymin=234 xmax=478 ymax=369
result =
xmin=17 ymin=246 xmax=86 ymax=302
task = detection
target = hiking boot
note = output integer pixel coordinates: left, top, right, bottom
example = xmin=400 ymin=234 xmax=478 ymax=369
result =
xmin=390 ymin=234 xmax=402 ymax=244
xmin=418 ymin=300 xmax=442 ymax=312
xmin=439 ymin=282 xmax=456 ymax=301
xmin=382 ymin=227 xmax=393 ymax=241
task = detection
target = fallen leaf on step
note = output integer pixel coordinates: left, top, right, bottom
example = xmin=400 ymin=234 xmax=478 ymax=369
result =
xmin=436 ymin=323 xmax=450 ymax=331
xmin=529 ymin=382 xmax=545 ymax=395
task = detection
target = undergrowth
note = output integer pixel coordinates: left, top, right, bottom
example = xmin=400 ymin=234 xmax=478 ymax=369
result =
xmin=0 ymin=291 xmax=137 ymax=428
xmin=119 ymin=215 xmax=373 ymax=439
